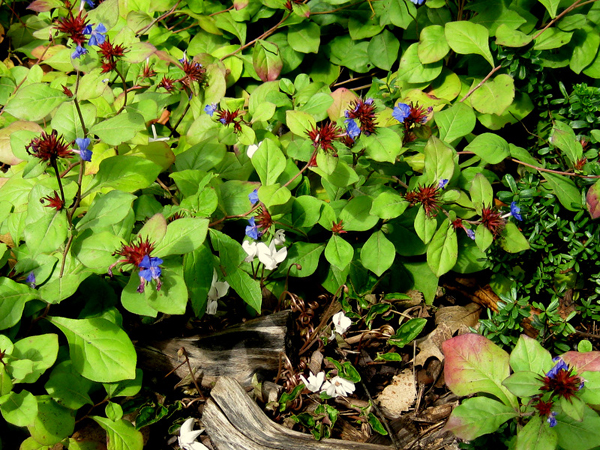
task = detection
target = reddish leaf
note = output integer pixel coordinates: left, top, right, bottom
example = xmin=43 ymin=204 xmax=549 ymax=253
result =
xmin=586 ymin=180 xmax=600 ymax=219
xmin=561 ymin=351 xmax=600 ymax=373
xmin=442 ymin=333 xmax=517 ymax=407
xmin=253 ymin=40 xmax=282 ymax=82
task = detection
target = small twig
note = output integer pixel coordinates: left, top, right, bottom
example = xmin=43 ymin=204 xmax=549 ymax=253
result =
xmin=220 ymin=13 xmax=290 ymax=60
xmin=359 ymin=378 xmax=401 ymax=450
xmin=282 ymin=149 xmax=317 ymax=188
xmin=156 ymin=178 xmax=180 ymax=205
xmin=136 ymin=0 xmax=181 ymax=35
xmin=511 ymin=158 xmax=600 ymax=178
xmin=179 ymin=347 xmax=205 ymax=399
xmin=209 ymin=204 xmax=259 ymax=227
xmin=531 ymin=0 xmax=589 ymax=41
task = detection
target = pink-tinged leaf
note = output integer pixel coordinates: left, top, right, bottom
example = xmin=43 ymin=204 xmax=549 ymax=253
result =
xmin=586 ymin=181 xmax=600 ymax=219
xmin=27 ymin=0 xmax=62 ymax=11
xmin=253 ymin=40 xmax=282 ymax=82
xmin=442 ymin=333 xmax=517 ymax=407
xmin=327 ymin=88 xmax=359 ymax=121
xmin=561 ymin=351 xmax=600 ymax=373
xmin=444 ymin=397 xmax=517 ymax=440
xmin=292 ymin=3 xmax=310 ymax=17
xmin=233 ymin=0 xmax=248 ymax=10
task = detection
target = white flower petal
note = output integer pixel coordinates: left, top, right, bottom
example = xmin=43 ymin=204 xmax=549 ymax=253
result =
xmin=214 ymin=280 xmax=229 ymax=298
xmin=332 ymin=311 xmax=352 ymax=334
xmin=180 ymin=418 xmax=196 ymax=438
xmin=247 ymin=141 xmax=263 ymax=158
xmin=206 ymin=299 xmax=218 ymax=315
xmin=273 ymin=229 xmax=286 ymax=246
xmin=242 ymin=240 xmax=258 ymax=262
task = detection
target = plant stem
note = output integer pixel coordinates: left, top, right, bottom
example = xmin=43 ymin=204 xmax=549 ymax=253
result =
xmin=460 ymin=64 xmax=502 ymax=103
xmin=282 ymin=149 xmax=317 ymax=188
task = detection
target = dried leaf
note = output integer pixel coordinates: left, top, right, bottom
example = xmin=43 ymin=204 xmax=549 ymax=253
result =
xmin=376 ymin=369 xmax=417 ymax=418
xmin=414 ymin=323 xmax=452 ymax=367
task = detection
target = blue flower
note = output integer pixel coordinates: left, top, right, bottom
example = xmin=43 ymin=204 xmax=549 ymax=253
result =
xmin=465 ymin=228 xmax=475 ymax=240
xmin=409 ymin=0 xmax=425 ymax=4
xmin=82 ymin=0 xmax=95 ymax=7
xmin=219 ymin=118 xmax=227 ymax=125
xmin=26 ymin=271 xmax=36 ymax=289
xmin=438 ymin=179 xmax=449 ymax=189
xmin=393 ymin=103 xmax=411 ymax=123
xmin=510 ymin=201 xmax=522 ymax=221
xmin=249 ymin=189 xmax=259 ymax=205
xmin=345 ymin=119 xmax=361 ymax=139
xmin=85 ymin=23 xmax=106 ymax=46
xmin=71 ymin=45 xmax=87 ymax=59
xmin=245 ymin=216 xmax=261 ymax=240
xmin=547 ymin=411 xmax=557 ymax=427
xmin=365 ymin=98 xmax=374 ymax=105
xmin=138 ymin=255 xmax=163 ymax=293
xmin=546 ymin=357 xmax=569 ymax=379
xmin=75 ymin=138 xmax=92 ymax=162
xmin=205 ymin=103 xmax=218 ymax=116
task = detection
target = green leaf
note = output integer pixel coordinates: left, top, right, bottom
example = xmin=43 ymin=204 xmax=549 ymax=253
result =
xmin=44 ymin=360 xmax=94 ymax=410
xmin=360 ymin=231 xmax=395 ymax=277
xmin=0 ymin=277 xmax=39 ymax=329
xmin=77 ymin=191 xmax=137 ymax=232
xmin=183 ymin=243 xmax=214 ymax=317
xmin=502 ymin=371 xmax=542 ymax=397
xmin=470 ymin=173 xmax=494 ymax=213
xmin=500 ymin=222 xmax=530 ymax=253
xmin=89 ymin=111 xmax=145 ymax=146
xmin=277 ymin=242 xmax=325 ymax=278
xmin=368 ymin=29 xmax=400 ymax=70
xmin=444 ymin=397 xmax=517 ymax=441
xmin=89 ymin=156 xmax=162 ymax=194
xmin=104 ymin=369 xmax=143 ymax=398
xmin=435 ymin=102 xmax=476 ymax=144
xmin=560 ymin=395 xmax=585 ymax=422
xmin=51 ymin=101 xmax=96 ymax=142
xmin=427 ymin=218 xmax=458 ymax=277
xmin=550 ymin=121 xmax=583 ymax=166
xmin=445 ymin=21 xmax=495 ymax=67
xmin=370 ymin=191 xmax=409 ymax=220
xmin=533 ymin=28 xmax=573 ymax=50
xmin=362 ymin=127 xmax=404 ymax=163
xmin=570 ymin=27 xmax=600 ymax=74
xmin=338 ymin=196 xmax=379 ymax=231
xmin=11 ymin=334 xmax=59 ymax=384
xmin=210 ymin=230 xmax=262 ymax=313
xmin=515 ymin=415 xmax=557 ymax=450
xmin=424 ymin=136 xmax=455 ymax=184
xmin=252 ymin=139 xmax=286 ymax=186
xmin=24 ymin=185 xmax=69 ymax=257
xmin=92 ymin=416 xmax=144 ymax=450
xmin=414 ymin=205 xmax=437 ymax=245
xmin=418 ymin=25 xmax=450 ymax=64
xmin=298 ymin=93 xmax=334 ymax=121
xmin=48 ymin=316 xmax=137 ymax=383
xmin=464 ymin=133 xmax=510 ymax=164
xmin=475 ymin=224 xmax=494 ymax=252
xmin=556 ymin=405 xmax=600 ymax=450
xmin=538 ymin=0 xmax=560 ymax=18
xmin=510 ymin=335 xmax=553 ymax=374
xmin=291 ymin=196 xmax=322 ymax=228
xmin=0 ymin=390 xmax=38 ymax=426
xmin=442 ymin=333 xmax=518 ymax=408
xmin=388 ymin=318 xmax=427 ymax=348
xmin=325 ymin=234 xmax=354 ymax=270
xmin=27 ymin=395 xmax=75 ymax=446
xmin=287 ymin=22 xmax=320 ymax=54
xmin=541 ymin=172 xmax=583 ymax=211
xmin=4 ymin=83 xmax=67 ymax=121
xmin=495 ymin=24 xmax=532 ymax=48
xmin=397 ymin=43 xmax=443 ymax=83
xmin=153 ymin=218 xmax=209 ymax=257
xmin=469 ymin=74 xmax=515 ymax=116
xmin=286 ymin=110 xmax=316 ymax=138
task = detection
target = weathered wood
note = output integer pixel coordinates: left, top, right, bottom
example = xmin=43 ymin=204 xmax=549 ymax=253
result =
xmin=203 ymin=376 xmax=393 ymax=450
xmin=136 ymin=310 xmax=292 ymax=388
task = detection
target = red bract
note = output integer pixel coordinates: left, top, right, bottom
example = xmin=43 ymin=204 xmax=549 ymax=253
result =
xmin=109 ymin=237 xmax=155 ymax=275
xmin=62 ymin=85 xmax=73 ymax=97
xmin=255 ymin=207 xmax=273 ymax=232
xmin=179 ymin=58 xmax=206 ymax=88
xmin=217 ymin=109 xmax=244 ymax=133
xmin=97 ymin=38 xmax=126 ymax=73
xmin=405 ymin=184 xmax=442 ymax=217
xmin=331 ymin=219 xmax=347 ymax=234
xmin=480 ymin=207 xmax=505 ymax=236
xmin=540 ymin=367 xmax=583 ymax=402
xmin=26 ymin=130 xmax=73 ymax=162
xmin=307 ymin=122 xmax=342 ymax=154
xmin=533 ymin=399 xmax=554 ymax=416
xmin=159 ymin=76 xmax=177 ymax=92
xmin=55 ymin=11 xmax=88 ymax=46
xmin=405 ymin=102 xmax=432 ymax=128
xmin=346 ymin=98 xmax=377 ymax=135
xmin=41 ymin=191 xmax=64 ymax=211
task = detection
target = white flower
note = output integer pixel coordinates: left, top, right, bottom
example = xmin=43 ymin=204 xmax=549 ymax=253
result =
xmin=247 ymin=141 xmax=263 ymax=158
xmin=148 ymin=124 xmax=169 ymax=142
xmin=178 ymin=418 xmax=208 ymax=450
xmin=332 ymin=311 xmax=352 ymax=335
xmin=256 ymin=241 xmax=287 ymax=270
xmin=321 ymin=376 xmax=355 ymax=398
xmin=206 ymin=270 xmax=229 ymax=315
xmin=299 ymin=372 xmax=325 ymax=393
xmin=242 ymin=240 xmax=258 ymax=262
xmin=273 ymin=229 xmax=286 ymax=246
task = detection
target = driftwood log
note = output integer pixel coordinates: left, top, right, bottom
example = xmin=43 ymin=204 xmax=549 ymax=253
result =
xmin=203 ymin=376 xmax=392 ymax=450
xmin=136 ymin=310 xmax=292 ymax=388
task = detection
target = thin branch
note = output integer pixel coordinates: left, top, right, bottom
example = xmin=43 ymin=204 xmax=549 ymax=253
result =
xmin=511 ymin=158 xmax=600 ymax=178
xmin=460 ymin=64 xmax=502 ymax=103
xmin=282 ymin=149 xmax=317 ymax=188
xmin=136 ymin=0 xmax=181 ymax=36
xmin=220 ymin=13 xmax=290 ymax=60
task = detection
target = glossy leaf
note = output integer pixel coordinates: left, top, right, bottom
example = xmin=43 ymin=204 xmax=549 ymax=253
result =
xmin=360 ymin=231 xmax=395 ymax=277
xmin=445 ymin=21 xmax=495 ymax=67
xmin=509 ymin=334 xmax=553 ymax=374
xmin=444 ymin=396 xmax=518 ymax=440
xmin=427 ymin=218 xmax=458 ymax=277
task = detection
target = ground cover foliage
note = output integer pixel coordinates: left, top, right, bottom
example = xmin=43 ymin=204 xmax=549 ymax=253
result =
xmin=4 ymin=0 xmax=600 ymax=448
